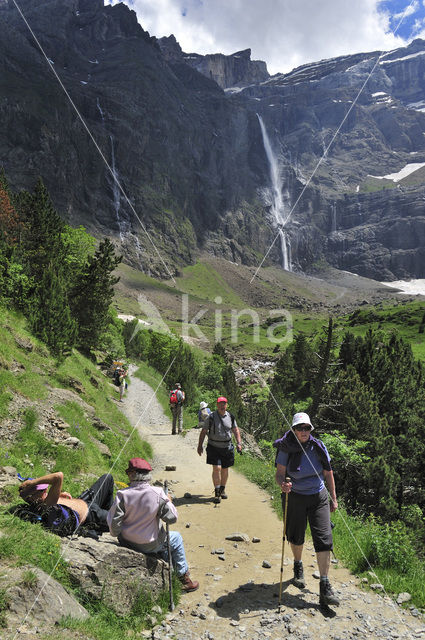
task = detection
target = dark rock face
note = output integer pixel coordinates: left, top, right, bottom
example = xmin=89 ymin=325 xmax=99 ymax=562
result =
xmin=0 ymin=0 xmax=268 ymax=275
xmin=2 ymin=0 xmax=425 ymax=279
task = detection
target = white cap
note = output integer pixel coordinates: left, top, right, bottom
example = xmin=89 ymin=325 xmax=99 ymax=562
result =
xmin=291 ymin=412 xmax=314 ymax=430
xmin=199 ymin=401 xmax=208 ymax=409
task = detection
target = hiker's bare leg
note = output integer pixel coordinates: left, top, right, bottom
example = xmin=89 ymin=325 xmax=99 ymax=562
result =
xmin=212 ymin=465 xmax=221 ymax=487
xmin=290 ymin=543 xmax=303 ymax=562
xmin=220 ymin=467 xmax=229 ymax=487
xmin=316 ymin=550 xmax=330 ymax=577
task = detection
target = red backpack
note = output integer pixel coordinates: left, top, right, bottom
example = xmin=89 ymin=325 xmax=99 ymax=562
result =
xmin=170 ymin=389 xmax=185 ymax=404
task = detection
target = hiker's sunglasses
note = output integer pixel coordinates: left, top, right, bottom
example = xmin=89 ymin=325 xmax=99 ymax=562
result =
xmin=294 ymin=425 xmax=312 ymax=432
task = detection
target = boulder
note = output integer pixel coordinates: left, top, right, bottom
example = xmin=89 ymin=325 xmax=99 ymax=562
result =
xmin=89 ymin=436 xmax=112 ymax=458
xmin=62 ymin=534 xmax=167 ymax=616
xmin=225 ymin=533 xmax=249 ymax=543
xmin=5 ymin=565 xmax=88 ymax=626
xmin=239 ymin=429 xmax=264 ymax=459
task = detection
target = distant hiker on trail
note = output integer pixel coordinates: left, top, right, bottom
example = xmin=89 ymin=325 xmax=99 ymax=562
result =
xmin=197 ymin=401 xmax=211 ymax=428
xmin=169 ymin=383 xmax=185 ymax=434
xmin=16 ymin=472 xmax=114 ymax=537
xmin=274 ymin=412 xmax=340 ymax=608
xmin=107 ymin=457 xmax=199 ymax=592
xmin=197 ymin=396 xmax=242 ymax=504
xmin=118 ymin=367 xmax=128 ymax=402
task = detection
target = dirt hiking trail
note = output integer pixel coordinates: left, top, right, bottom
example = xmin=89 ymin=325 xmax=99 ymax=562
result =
xmin=120 ymin=370 xmax=424 ymax=640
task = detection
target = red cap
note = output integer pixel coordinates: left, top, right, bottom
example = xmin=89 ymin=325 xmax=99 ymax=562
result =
xmin=126 ymin=458 xmax=152 ymax=473
xmin=217 ymin=396 xmax=228 ymax=404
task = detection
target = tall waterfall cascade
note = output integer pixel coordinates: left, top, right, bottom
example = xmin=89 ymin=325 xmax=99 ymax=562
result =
xmin=109 ymin=135 xmax=126 ymax=241
xmin=257 ymin=114 xmax=292 ymax=271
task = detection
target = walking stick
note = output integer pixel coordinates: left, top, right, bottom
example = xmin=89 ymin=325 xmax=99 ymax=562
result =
xmin=164 ymin=480 xmax=175 ymax=611
xmin=278 ymin=477 xmax=291 ymax=606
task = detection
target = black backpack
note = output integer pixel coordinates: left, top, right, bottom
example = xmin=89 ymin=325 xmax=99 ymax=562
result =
xmin=13 ymin=503 xmax=79 ymax=537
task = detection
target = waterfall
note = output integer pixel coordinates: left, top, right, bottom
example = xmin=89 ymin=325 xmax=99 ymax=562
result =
xmin=331 ymin=202 xmax=337 ymax=233
xmin=109 ymin=135 xmax=125 ymax=240
xmin=257 ymin=114 xmax=292 ymax=271
xmin=96 ymin=97 xmax=105 ymax=124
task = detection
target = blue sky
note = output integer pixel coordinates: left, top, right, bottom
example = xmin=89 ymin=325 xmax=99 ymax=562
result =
xmin=381 ymin=0 xmax=425 ymax=39
xmin=107 ymin=1 xmax=425 ymax=74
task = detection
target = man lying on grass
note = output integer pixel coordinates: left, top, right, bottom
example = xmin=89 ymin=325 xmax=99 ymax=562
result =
xmin=16 ymin=471 xmax=114 ymax=537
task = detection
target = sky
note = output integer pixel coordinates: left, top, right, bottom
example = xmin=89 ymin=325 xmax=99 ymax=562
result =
xmin=106 ymin=0 xmax=425 ymax=74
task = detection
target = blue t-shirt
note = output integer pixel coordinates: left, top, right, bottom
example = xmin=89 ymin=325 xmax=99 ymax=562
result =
xmin=276 ymin=441 xmax=331 ymax=495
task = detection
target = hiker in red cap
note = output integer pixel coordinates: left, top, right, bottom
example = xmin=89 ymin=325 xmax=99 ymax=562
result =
xmin=107 ymin=458 xmax=199 ymax=592
xmin=197 ymin=397 xmax=242 ymax=503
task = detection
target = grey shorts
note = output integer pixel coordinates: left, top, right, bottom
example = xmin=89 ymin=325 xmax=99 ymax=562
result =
xmin=282 ymin=488 xmax=333 ymax=552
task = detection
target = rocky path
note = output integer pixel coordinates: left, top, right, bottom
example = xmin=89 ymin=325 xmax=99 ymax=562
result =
xmin=119 ymin=370 xmax=424 ymax=640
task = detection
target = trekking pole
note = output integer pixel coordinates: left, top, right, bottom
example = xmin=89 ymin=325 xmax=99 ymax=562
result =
xmin=278 ymin=477 xmax=291 ymax=606
xmin=164 ymin=480 xmax=175 ymax=611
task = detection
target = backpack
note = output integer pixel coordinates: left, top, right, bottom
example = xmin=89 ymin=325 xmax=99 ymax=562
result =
xmin=199 ymin=407 xmax=210 ymax=422
xmin=113 ymin=370 xmax=120 ymax=387
xmin=13 ymin=503 xmax=79 ymax=537
xmin=207 ymin=411 xmax=236 ymax=444
xmin=170 ymin=389 xmax=185 ymax=405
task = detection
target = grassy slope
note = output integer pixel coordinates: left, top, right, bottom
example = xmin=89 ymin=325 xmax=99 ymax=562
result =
xmin=0 ymin=306 xmax=162 ymax=639
xmin=113 ymin=256 xmax=425 ymax=360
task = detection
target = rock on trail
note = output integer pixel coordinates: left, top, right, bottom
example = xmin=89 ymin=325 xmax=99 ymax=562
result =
xmin=119 ymin=369 xmax=423 ymax=640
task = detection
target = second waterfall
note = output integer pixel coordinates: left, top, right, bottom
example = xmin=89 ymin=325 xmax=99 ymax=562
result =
xmin=257 ymin=114 xmax=292 ymax=272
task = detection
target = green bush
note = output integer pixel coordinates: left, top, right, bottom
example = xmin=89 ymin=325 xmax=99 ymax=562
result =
xmin=368 ymin=520 xmax=415 ymax=574
xmin=0 ymin=587 xmax=8 ymax=628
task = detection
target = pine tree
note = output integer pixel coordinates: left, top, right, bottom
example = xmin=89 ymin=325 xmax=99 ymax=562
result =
xmin=222 ymin=363 xmax=245 ymax=422
xmin=72 ymin=239 xmax=121 ymax=353
xmin=309 ymin=317 xmax=339 ymax=420
xmin=29 ymin=268 xmax=76 ymax=355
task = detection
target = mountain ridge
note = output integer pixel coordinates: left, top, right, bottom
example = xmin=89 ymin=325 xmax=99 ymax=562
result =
xmin=2 ymin=0 xmax=425 ymax=279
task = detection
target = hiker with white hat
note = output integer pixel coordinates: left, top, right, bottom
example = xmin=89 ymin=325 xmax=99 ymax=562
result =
xmin=273 ymin=412 xmax=340 ymax=608
xmin=197 ymin=401 xmax=211 ymax=428
xmin=197 ymin=396 xmax=242 ymax=504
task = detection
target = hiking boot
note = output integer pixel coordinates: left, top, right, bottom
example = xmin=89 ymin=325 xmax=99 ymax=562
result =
xmin=319 ymin=578 xmax=340 ymax=607
xmin=179 ymin=572 xmax=199 ymax=592
xmin=293 ymin=561 xmax=306 ymax=589
xmin=213 ymin=488 xmax=221 ymax=504
xmin=219 ymin=485 xmax=228 ymax=499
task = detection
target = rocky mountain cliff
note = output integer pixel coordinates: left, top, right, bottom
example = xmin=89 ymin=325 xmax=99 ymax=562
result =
xmin=158 ymin=37 xmax=269 ymax=90
xmin=2 ymin=0 xmax=425 ymax=279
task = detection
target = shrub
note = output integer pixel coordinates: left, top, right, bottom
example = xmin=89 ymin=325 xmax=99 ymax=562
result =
xmin=368 ymin=520 xmax=415 ymax=574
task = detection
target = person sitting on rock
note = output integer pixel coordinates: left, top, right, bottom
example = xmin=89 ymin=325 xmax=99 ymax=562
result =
xmin=17 ymin=471 xmax=114 ymax=537
xmin=107 ymin=457 xmax=199 ymax=592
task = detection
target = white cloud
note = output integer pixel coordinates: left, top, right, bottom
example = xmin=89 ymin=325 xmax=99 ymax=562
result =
xmin=393 ymin=0 xmax=419 ymax=21
xmin=109 ymin=0 xmax=410 ymax=74
xmin=412 ymin=16 xmax=425 ymax=34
